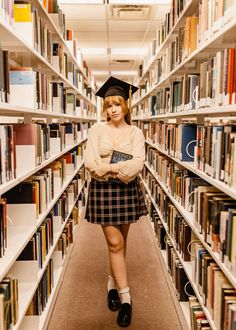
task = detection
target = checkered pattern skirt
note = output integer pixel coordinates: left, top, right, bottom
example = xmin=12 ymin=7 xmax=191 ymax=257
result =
xmin=85 ymin=177 xmax=147 ymax=225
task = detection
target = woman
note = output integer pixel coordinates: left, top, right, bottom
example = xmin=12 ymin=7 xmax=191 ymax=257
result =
xmin=84 ymin=76 xmax=147 ymax=327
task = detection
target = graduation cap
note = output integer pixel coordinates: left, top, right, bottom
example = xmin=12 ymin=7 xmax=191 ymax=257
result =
xmin=96 ymin=76 xmax=138 ymax=101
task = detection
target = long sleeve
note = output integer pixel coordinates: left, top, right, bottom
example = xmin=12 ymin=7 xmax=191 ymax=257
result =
xmin=83 ymin=124 xmax=103 ymax=172
xmin=117 ymin=127 xmax=145 ymax=183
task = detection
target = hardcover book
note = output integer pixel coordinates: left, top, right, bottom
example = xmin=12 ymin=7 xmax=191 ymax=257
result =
xmin=109 ymin=150 xmax=133 ymax=183
xmin=110 ymin=150 xmax=133 ymax=164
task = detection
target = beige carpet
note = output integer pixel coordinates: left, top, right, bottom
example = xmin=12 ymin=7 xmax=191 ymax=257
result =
xmin=47 ymin=218 xmax=183 ymax=330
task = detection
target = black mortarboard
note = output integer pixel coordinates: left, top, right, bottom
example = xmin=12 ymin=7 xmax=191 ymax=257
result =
xmin=96 ymin=76 xmax=138 ymax=101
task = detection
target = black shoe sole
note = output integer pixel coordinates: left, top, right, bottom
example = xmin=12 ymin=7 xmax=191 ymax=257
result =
xmin=117 ymin=320 xmax=131 ymax=327
xmin=108 ymin=304 xmax=120 ymax=312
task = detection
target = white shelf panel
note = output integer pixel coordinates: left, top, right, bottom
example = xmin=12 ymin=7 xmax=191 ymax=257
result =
xmin=133 ymin=10 xmax=236 ymax=107
xmin=16 ymin=282 xmax=36 ymax=327
xmin=144 ymin=162 xmax=236 ymax=290
xmin=0 ymin=103 xmax=97 ymax=120
xmin=132 ymin=104 xmax=236 ymax=120
xmin=0 ymin=138 xmax=86 ymax=196
xmin=0 ymin=226 xmax=36 ymax=282
xmin=180 ymin=302 xmax=191 ymax=329
xmin=146 ymin=139 xmax=236 ymax=200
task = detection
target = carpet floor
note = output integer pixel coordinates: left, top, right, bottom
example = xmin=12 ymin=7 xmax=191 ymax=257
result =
xmin=47 ymin=217 xmax=183 ymax=330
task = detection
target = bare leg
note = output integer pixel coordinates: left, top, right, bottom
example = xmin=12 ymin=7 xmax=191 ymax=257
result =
xmin=120 ymin=224 xmax=130 ymax=258
xmin=109 ymin=224 xmax=130 ymax=278
xmin=102 ymin=225 xmax=128 ymax=289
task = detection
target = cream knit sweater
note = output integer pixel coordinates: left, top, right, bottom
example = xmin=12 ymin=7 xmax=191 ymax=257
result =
xmin=84 ymin=122 xmax=145 ymax=183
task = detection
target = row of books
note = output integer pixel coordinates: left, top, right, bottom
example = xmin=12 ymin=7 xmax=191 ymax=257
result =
xmin=145 ymin=164 xmax=236 ymax=276
xmin=134 ymin=47 xmax=236 ymax=117
xmin=0 ymin=192 xmax=84 ymax=328
xmin=2 ymin=154 xmax=84 ymax=216
xmin=16 ymin=194 xmax=79 ymax=268
xmin=145 ymin=186 xmax=212 ymax=329
xmin=189 ymin=297 xmax=211 ymax=330
xmin=26 ymin=259 xmax=54 ymax=317
xmin=145 ymin=122 xmax=197 ymax=161
xmin=0 ymin=122 xmax=88 ymax=184
xmin=0 ymin=276 xmax=18 ymax=330
xmin=0 ymin=54 xmax=95 ymax=112
xmin=134 ymin=14 xmax=198 ymax=101
xmin=0 ymin=0 xmax=14 ymax=26
xmin=145 ymin=170 xmax=236 ymax=329
xmin=137 ymin=0 xmax=236 ymax=88
xmin=0 ymin=164 xmax=85 ymax=258
xmin=18 ymin=213 xmax=55 ymax=268
xmin=144 ymin=154 xmax=236 ymax=277
xmin=14 ymin=2 xmax=53 ymax=63
xmin=24 ymin=213 xmax=80 ymax=318
xmin=141 ymin=120 xmax=236 ymax=189
xmin=193 ymin=242 xmax=236 ymax=330
xmin=146 ymin=199 xmax=195 ymax=302
xmin=13 ymin=1 xmax=95 ymax=97
xmin=138 ymin=0 xmax=188 ymax=77
xmin=147 ymin=206 xmax=212 ymax=329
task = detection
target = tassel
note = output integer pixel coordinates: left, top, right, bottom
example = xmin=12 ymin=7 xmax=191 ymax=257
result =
xmin=129 ymin=85 xmax=132 ymax=113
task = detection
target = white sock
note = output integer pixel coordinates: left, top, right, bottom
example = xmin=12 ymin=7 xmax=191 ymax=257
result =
xmin=108 ymin=275 xmax=116 ymax=292
xmin=118 ymin=286 xmax=131 ymax=304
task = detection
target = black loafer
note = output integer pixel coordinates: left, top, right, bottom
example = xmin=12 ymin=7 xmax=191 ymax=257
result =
xmin=117 ymin=303 xmax=132 ymax=327
xmin=107 ymin=289 xmax=120 ymax=311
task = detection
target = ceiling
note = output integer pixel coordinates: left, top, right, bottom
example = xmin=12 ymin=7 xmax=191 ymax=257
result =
xmin=58 ymin=1 xmax=170 ymax=88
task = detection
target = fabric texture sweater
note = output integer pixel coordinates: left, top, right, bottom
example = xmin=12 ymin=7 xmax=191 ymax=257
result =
xmin=84 ymin=122 xmax=145 ymax=183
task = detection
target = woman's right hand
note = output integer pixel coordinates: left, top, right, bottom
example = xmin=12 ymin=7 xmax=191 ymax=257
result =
xmin=93 ymin=163 xmax=111 ymax=177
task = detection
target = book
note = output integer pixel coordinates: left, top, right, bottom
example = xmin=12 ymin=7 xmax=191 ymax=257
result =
xmin=110 ymin=150 xmax=133 ymax=164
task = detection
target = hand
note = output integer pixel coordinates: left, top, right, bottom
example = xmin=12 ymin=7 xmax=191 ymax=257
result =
xmin=94 ymin=163 xmax=110 ymax=177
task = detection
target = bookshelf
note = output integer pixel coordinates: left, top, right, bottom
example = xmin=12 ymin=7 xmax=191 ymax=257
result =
xmin=0 ymin=1 xmax=96 ymax=329
xmin=135 ymin=1 xmax=236 ymax=329
xmin=133 ymin=104 xmax=236 ymax=120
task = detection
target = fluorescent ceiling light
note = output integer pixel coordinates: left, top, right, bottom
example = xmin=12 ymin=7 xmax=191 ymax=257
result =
xmin=80 ymin=48 xmax=107 ymax=55
xmin=108 ymin=0 xmax=171 ymax=3
xmin=58 ymin=0 xmax=103 ymax=3
xmin=111 ymin=48 xmax=148 ymax=55
xmin=91 ymin=71 xmax=109 ymax=75
xmin=111 ymin=71 xmax=137 ymax=75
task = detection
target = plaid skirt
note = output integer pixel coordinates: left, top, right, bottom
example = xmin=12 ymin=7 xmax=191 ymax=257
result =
xmin=85 ymin=177 xmax=147 ymax=225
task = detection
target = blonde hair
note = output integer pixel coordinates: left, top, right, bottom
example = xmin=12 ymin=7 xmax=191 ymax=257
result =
xmin=103 ymin=95 xmax=131 ymax=125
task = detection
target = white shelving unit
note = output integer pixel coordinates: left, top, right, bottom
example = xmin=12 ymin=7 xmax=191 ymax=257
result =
xmin=133 ymin=3 xmax=236 ymax=108
xmin=0 ymin=102 xmax=97 ymax=121
xmin=132 ymin=104 xmax=236 ymax=121
xmin=0 ymin=2 xmax=96 ymax=329
xmin=134 ymin=1 xmax=236 ymax=329
xmin=0 ymin=139 xmax=86 ymax=196
xmin=142 ymin=178 xmax=216 ymax=329
xmin=137 ymin=0 xmax=199 ymax=86
xmin=0 ymin=17 xmax=96 ymax=108
xmin=146 ymin=139 xmax=236 ymax=200
xmin=144 ymin=161 xmax=236 ymax=290
xmin=142 ymin=196 xmax=191 ymax=329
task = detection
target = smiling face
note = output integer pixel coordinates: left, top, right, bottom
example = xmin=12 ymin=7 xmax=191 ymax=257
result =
xmin=103 ymin=95 xmax=131 ymax=125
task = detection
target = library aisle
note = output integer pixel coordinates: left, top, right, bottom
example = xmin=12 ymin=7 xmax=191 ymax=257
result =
xmin=47 ymin=217 xmax=183 ymax=330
